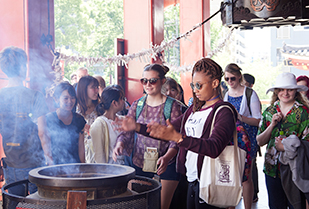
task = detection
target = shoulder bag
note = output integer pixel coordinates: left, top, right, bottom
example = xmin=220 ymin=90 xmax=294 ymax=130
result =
xmin=199 ymin=105 xmax=246 ymax=208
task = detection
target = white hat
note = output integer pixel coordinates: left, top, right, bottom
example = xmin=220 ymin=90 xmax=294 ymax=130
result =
xmin=266 ymin=72 xmax=308 ymax=94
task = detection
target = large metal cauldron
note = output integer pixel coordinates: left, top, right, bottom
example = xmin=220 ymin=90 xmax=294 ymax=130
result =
xmin=2 ymin=163 xmax=161 ymax=209
xmin=28 ymin=163 xmax=135 ymax=200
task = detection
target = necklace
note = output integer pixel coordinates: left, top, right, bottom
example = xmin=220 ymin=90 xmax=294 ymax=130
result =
xmin=202 ymin=95 xmax=220 ymax=109
xmin=207 ymin=95 xmax=219 ymax=102
xmin=230 ymin=86 xmax=244 ymax=96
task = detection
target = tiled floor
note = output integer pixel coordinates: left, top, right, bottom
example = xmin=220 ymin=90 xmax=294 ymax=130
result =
xmin=236 ymin=147 xmax=269 ymax=209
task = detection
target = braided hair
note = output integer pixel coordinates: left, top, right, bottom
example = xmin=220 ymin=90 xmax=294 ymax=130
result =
xmin=192 ymin=58 xmax=223 ymax=112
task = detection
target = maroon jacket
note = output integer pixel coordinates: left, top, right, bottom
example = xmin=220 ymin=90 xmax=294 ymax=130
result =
xmin=171 ymin=100 xmax=237 ymax=179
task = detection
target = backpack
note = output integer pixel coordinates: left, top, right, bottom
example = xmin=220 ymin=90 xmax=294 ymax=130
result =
xmin=245 ymin=87 xmax=253 ymax=116
xmin=135 ymin=95 xmax=174 ymax=121
xmin=225 ymin=87 xmax=253 ymax=116
xmin=126 ymin=95 xmax=174 ymax=161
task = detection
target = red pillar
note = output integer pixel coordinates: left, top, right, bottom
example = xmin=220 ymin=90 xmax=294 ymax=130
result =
xmin=179 ymin=0 xmax=210 ymax=104
xmin=0 ymin=0 xmax=28 ymax=88
xmin=28 ymin=0 xmax=55 ymax=93
xmin=123 ymin=0 xmax=164 ymax=104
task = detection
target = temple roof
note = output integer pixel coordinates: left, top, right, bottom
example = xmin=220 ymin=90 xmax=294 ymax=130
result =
xmin=281 ymin=43 xmax=309 ymax=60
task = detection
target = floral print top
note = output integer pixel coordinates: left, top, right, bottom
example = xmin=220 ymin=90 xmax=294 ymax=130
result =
xmin=228 ymin=95 xmax=252 ymax=181
xmin=258 ymin=100 xmax=309 ymax=177
xmin=228 ymin=95 xmax=258 ymax=159
xmin=77 ymin=107 xmax=98 ymax=163
xmin=117 ymin=98 xmax=182 ymax=168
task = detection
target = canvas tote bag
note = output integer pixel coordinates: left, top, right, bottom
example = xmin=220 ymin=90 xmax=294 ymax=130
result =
xmin=199 ymin=105 xmax=246 ymax=208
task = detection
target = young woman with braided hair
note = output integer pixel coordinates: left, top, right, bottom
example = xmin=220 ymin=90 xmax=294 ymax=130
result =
xmin=129 ymin=58 xmax=238 ymax=209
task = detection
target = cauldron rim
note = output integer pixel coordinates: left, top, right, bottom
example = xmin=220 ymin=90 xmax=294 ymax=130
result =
xmin=29 ymin=163 xmax=136 ymax=188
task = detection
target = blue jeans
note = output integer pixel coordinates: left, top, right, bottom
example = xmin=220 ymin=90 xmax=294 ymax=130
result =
xmin=3 ymin=165 xmax=39 ymax=196
xmin=265 ymin=174 xmax=294 ymax=209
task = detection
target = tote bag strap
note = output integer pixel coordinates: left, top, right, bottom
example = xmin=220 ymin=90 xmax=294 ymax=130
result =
xmin=100 ymin=117 xmax=110 ymax=163
xmin=209 ymin=105 xmax=241 ymax=186
xmin=210 ymin=105 xmax=237 ymax=146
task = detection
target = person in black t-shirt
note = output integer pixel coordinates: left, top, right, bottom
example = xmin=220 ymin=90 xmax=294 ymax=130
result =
xmin=46 ymin=82 xmax=86 ymax=164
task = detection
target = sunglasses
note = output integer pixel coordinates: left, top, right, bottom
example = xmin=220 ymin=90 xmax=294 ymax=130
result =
xmin=224 ymin=77 xmax=236 ymax=82
xmin=190 ymin=81 xmax=211 ymax=90
xmin=140 ymin=78 xmax=160 ymax=85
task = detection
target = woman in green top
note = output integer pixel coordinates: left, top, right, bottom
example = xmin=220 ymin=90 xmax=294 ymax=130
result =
xmin=257 ymin=72 xmax=309 ymax=209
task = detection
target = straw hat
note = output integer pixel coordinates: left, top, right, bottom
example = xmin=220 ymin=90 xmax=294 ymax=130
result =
xmin=266 ymin=72 xmax=308 ymax=94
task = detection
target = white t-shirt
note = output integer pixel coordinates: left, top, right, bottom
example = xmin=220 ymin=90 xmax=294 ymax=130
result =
xmin=185 ymin=107 xmax=213 ymax=182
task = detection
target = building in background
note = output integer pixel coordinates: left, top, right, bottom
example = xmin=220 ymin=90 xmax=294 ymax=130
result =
xmin=234 ymin=31 xmax=246 ymax=64
xmin=271 ymin=25 xmax=309 ymax=76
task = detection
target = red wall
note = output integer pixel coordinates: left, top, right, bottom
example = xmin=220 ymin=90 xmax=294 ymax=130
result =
xmin=179 ymin=0 xmax=210 ymax=104
xmin=123 ymin=0 xmax=164 ymax=104
xmin=123 ymin=0 xmax=210 ymax=104
xmin=0 ymin=0 xmax=28 ymax=88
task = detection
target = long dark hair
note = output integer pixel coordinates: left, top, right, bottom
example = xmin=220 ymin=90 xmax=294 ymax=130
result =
xmin=77 ymin=75 xmax=99 ymax=116
xmin=96 ymin=86 xmax=124 ymax=116
xmin=53 ymin=82 xmax=77 ymax=112
xmin=163 ymin=77 xmax=186 ymax=105
xmin=163 ymin=77 xmax=179 ymax=94
xmin=192 ymin=58 xmax=223 ymax=112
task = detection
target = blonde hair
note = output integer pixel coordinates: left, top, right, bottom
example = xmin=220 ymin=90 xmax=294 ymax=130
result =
xmin=270 ymin=89 xmax=309 ymax=109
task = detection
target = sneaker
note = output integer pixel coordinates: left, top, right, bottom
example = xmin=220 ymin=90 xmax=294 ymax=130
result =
xmin=253 ymin=195 xmax=258 ymax=203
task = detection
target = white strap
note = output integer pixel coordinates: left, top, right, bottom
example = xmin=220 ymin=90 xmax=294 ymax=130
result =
xmin=210 ymin=105 xmax=237 ymax=146
xmin=209 ymin=105 xmax=241 ymax=186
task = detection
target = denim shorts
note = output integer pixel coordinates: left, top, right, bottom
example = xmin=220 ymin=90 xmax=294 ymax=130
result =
xmin=124 ymin=156 xmax=180 ymax=181
xmin=3 ymin=165 xmax=38 ymax=196
xmin=2 ymin=158 xmax=45 ymax=196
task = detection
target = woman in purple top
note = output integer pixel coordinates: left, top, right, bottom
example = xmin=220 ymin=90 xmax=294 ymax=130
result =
xmin=113 ymin=64 xmax=182 ymax=209
xmin=146 ymin=58 xmax=237 ymax=209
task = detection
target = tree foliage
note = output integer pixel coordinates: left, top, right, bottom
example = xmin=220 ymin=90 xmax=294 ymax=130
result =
xmin=163 ymin=4 xmax=181 ymax=83
xmin=54 ymin=0 xmax=123 ymax=84
xmin=54 ymin=1 xmax=281 ymax=108
xmin=211 ymin=20 xmax=282 ymax=111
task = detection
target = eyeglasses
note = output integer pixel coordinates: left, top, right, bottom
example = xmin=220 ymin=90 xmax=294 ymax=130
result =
xmin=224 ymin=77 xmax=236 ymax=82
xmin=190 ymin=81 xmax=211 ymax=90
xmin=140 ymin=78 xmax=160 ymax=85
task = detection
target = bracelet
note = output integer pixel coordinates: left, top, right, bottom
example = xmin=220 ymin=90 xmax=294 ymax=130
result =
xmin=177 ymin=134 xmax=186 ymax=143
xmin=177 ymin=137 xmax=183 ymax=143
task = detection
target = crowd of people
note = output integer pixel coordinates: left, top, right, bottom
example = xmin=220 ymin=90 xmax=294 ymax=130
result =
xmin=1 ymin=46 xmax=309 ymax=209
